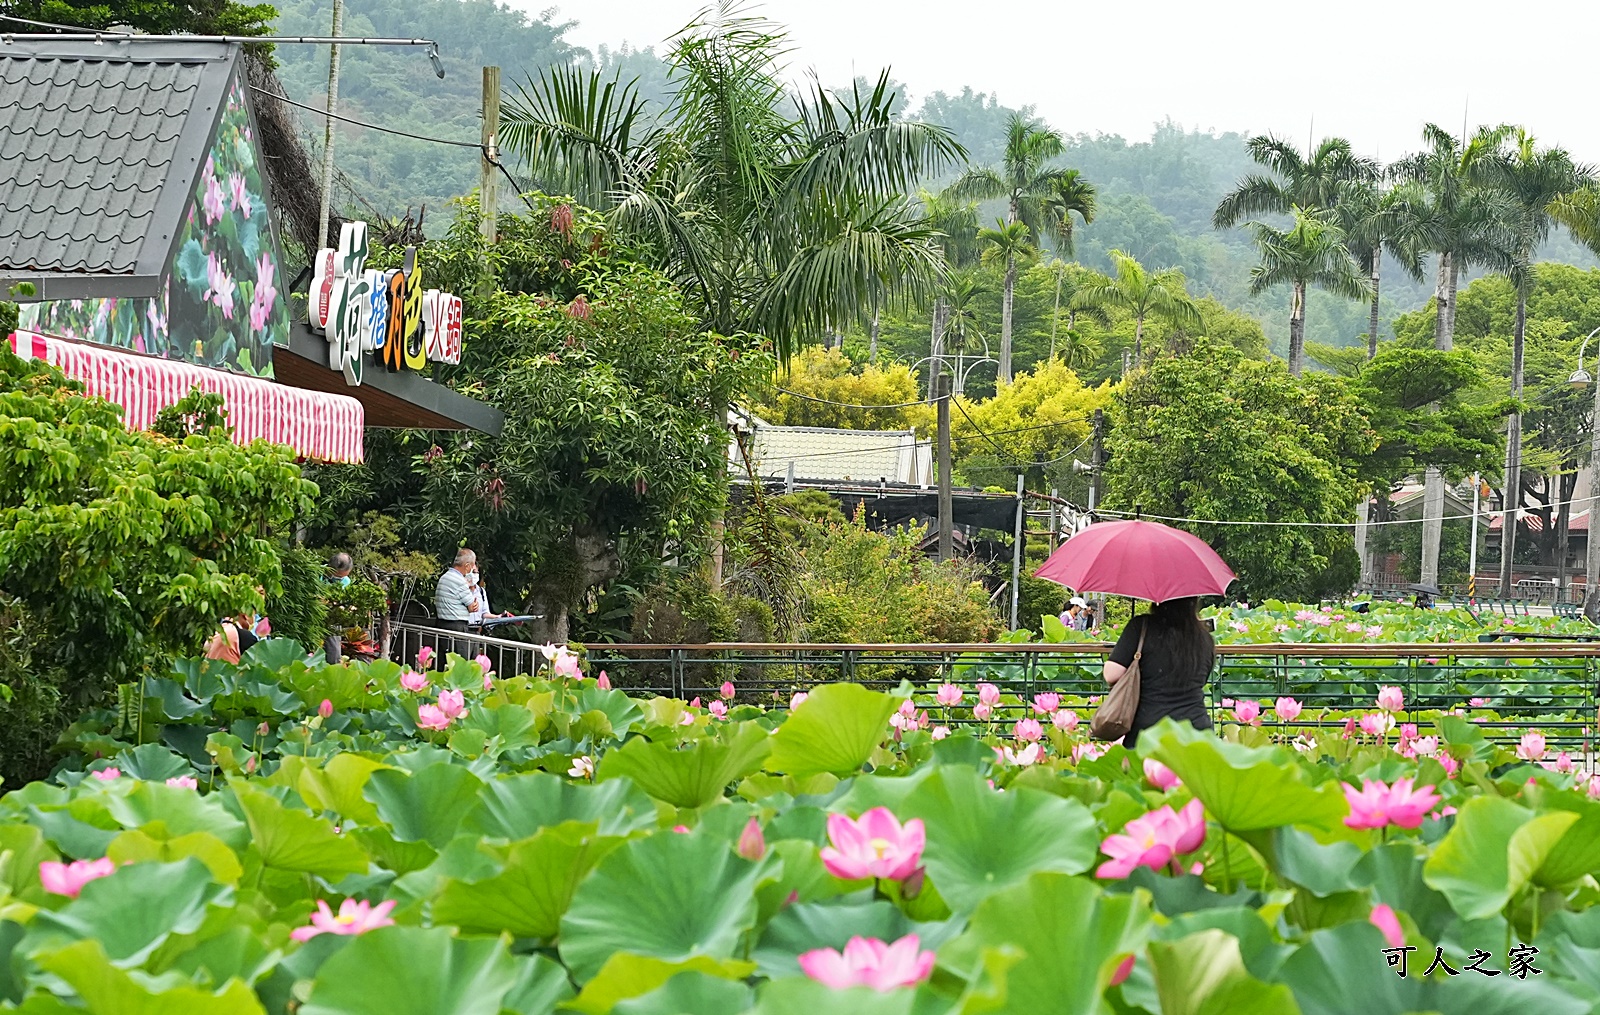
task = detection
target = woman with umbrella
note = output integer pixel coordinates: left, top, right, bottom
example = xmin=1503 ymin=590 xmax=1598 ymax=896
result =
xmin=1036 ymin=519 xmax=1233 ymax=748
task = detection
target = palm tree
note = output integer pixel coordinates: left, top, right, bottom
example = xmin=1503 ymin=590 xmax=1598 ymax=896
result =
xmin=1074 ymin=250 xmax=1202 ymax=368
xmin=976 ymin=218 xmax=1038 ymax=381
xmin=1045 ymin=261 xmax=1110 ymax=361
xmin=1244 ymin=208 xmax=1373 ymax=375
xmin=1332 ymin=179 xmax=1429 ymax=359
xmin=939 ymin=272 xmax=991 ymax=395
xmin=1480 ymin=130 xmax=1599 ymax=597
xmin=501 ymin=4 xmax=965 ymax=361
xmin=947 ymin=114 xmax=1096 ymax=381
xmin=918 ymin=186 xmax=981 ymax=393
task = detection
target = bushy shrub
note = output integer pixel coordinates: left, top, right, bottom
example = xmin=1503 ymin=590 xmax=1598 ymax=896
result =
xmin=265 ymin=545 xmax=329 ymax=650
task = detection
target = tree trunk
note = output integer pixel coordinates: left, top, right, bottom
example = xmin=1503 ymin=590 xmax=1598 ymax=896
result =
xmin=1049 ymin=269 xmax=1061 ymax=361
xmin=1433 ymin=250 xmax=1455 ymax=351
xmin=868 ymin=306 xmax=880 ymax=363
xmin=1287 ymin=281 xmax=1306 ymax=377
xmin=1367 ymin=248 xmax=1382 ymax=360
xmin=999 ymin=251 xmax=1016 ymax=383
xmin=1556 ymin=468 xmax=1575 ymax=600
xmin=1497 ymin=289 xmax=1528 ymax=595
xmin=1133 ymin=316 xmax=1143 ymax=363
xmin=1419 ymin=467 xmax=1445 ymax=587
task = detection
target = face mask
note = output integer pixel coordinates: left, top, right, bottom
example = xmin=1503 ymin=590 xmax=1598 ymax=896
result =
xmin=467 ymin=573 xmax=479 ymax=587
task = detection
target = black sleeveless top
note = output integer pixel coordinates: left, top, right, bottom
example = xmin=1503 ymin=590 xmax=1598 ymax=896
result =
xmin=1108 ymin=615 xmax=1214 ymax=748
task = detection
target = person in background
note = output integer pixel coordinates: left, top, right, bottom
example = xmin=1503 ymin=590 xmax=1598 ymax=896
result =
xmin=468 ymin=565 xmax=514 ymax=628
xmin=324 ymin=552 xmax=353 ymax=664
xmin=204 ymin=588 xmax=265 ymax=664
xmin=1069 ymin=596 xmax=1092 ymax=631
xmin=435 ymin=549 xmax=481 ymax=635
xmin=251 ymin=584 xmax=271 ymax=640
xmin=1102 ymin=597 xmax=1216 ymax=749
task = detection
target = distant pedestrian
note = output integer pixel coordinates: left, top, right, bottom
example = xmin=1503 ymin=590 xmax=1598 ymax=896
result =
xmin=435 ymin=549 xmax=481 ymax=634
xmin=325 ymin=552 xmax=353 ymax=664
xmin=1060 ymin=596 xmax=1091 ymax=632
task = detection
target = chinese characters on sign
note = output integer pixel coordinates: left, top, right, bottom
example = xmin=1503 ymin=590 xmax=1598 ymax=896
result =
xmin=1383 ymin=944 xmax=1541 ymax=980
xmin=308 ymin=221 xmax=464 ymax=387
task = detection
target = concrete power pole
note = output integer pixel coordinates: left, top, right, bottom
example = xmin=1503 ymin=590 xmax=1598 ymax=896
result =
xmin=480 ymin=66 xmax=500 ymax=243
xmin=316 ymin=0 xmax=345 ymax=248
xmin=937 ymin=374 xmax=953 ymax=562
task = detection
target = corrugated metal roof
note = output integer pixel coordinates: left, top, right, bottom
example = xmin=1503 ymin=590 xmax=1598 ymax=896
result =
xmin=0 ymin=40 xmax=229 ymax=293
xmin=737 ymin=425 xmax=932 ymax=485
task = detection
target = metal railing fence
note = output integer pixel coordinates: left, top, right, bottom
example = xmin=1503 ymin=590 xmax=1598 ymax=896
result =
xmin=388 ymin=622 xmax=1598 ymax=755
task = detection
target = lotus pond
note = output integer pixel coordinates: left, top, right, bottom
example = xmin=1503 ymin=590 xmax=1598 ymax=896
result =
xmin=3 ymin=638 xmax=1600 ymax=1014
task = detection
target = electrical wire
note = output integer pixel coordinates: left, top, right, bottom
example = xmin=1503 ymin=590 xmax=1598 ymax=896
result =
xmin=1094 ymin=493 xmax=1600 ymax=528
xmin=253 ymin=88 xmax=482 ymax=148
xmin=768 ymin=386 xmax=929 ymax=410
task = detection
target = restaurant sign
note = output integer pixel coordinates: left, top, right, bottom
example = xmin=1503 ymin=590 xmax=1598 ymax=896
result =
xmin=308 ymin=221 xmax=464 ymax=386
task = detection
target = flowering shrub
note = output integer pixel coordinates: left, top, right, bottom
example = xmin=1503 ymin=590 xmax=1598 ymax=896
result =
xmin=3 ymin=646 xmax=1599 ymax=1011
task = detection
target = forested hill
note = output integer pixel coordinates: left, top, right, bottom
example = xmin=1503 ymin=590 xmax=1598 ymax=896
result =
xmin=268 ymin=0 xmax=1595 ymax=353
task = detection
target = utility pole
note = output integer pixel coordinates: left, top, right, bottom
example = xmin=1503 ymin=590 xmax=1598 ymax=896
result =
xmin=1009 ymin=473 xmax=1025 ymax=630
xmin=1586 ymin=366 xmax=1600 ymax=619
xmin=316 ymin=0 xmax=345 ymax=248
xmin=480 ymin=66 xmax=501 ymax=244
xmin=1467 ymin=472 xmax=1480 ymax=600
xmin=937 ymin=374 xmax=953 ymax=562
xmin=1087 ymin=409 xmax=1104 ymax=513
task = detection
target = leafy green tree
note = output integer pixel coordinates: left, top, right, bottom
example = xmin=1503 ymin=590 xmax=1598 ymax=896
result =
xmin=1244 ymin=207 xmax=1373 ymax=375
xmin=1104 ymin=339 xmax=1376 ymax=601
xmin=952 ymin=359 xmax=1110 ymax=488
xmin=320 ymin=195 xmax=774 ymax=642
xmin=501 ymin=5 xmax=963 ymax=362
xmin=1074 ymin=249 xmax=1202 ymax=365
xmin=0 ymin=359 xmax=314 ymax=782
xmin=754 ymin=345 xmax=929 ymax=431
xmin=1332 ymin=179 xmax=1430 ymax=358
xmin=948 ymin=114 xmax=1096 ymax=381
xmin=4 ymin=0 xmax=275 ymax=35
xmin=1214 ymin=135 xmax=1380 ymax=228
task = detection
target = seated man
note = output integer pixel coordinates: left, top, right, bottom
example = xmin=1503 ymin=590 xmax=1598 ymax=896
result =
xmin=434 ymin=548 xmax=481 ymax=634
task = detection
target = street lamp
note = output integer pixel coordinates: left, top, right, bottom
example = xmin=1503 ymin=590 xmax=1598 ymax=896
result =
xmin=1570 ymin=325 xmax=1600 ymax=615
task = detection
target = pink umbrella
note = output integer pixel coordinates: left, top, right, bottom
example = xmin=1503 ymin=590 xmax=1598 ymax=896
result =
xmin=1035 ymin=520 xmax=1234 ymax=603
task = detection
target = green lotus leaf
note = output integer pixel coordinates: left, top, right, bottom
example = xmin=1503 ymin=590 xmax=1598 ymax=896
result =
xmin=27 ymin=858 xmax=228 ymax=966
xmin=749 ymin=978 xmax=916 ymax=1015
xmin=432 ymin=820 xmax=625 ymax=939
xmin=764 ymin=683 xmax=898 ymax=779
xmin=298 ymin=926 xmax=524 ymax=1015
xmin=560 ymin=828 xmax=771 ymax=982
xmin=463 ymin=770 xmax=657 ymax=839
xmin=1149 ymin=929 xmax=1301 ymax=1015
xmin=103 ymin=781 xmax=248 ymax=851
xmin=597 ymin=722 xmax=771 ymax=810
xmin=939 ymin=871 xmax=1151 ymax=1015
xmin=35 ymin=938 xmax=265 ymax=1015
xmin=754 ymin=899 xmax=959 ymax=978
xmin=363 ymin=761 xmax=485 ymax=849
xmin=564 ymin=954 xmax=757 ymax=1015
xmin=1148 ymin=720 xmax=1348 ymax=833
xmin=106 ymin=829 xmax=242 ymax=884
xmin=231 ymin=782 xmax=369 ymax=878
xmin=613 ymin=970 xmax=753 ymax=1015
xmin=1422 ymin=795 xmax=1576 ymax=920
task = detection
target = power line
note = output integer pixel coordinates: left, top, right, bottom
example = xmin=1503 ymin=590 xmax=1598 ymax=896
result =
xmin=768 ymin=387 xmax=928 ymax=410
xmin=1094 ymin=493 xmax=1600 ymax=529
xmin=254 ymin=87 xmax=482 ymax=148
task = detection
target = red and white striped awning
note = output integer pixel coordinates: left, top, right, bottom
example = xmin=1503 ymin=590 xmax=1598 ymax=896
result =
xmin=8 ymin=330 xmax=364 ymax=463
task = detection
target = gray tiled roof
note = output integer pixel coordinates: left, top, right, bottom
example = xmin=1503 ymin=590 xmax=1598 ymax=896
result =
xmin=0 ymin=39 xmax=234 ymax=298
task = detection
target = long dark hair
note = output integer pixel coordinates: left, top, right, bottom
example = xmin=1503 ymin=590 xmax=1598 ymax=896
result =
xmin=1142 ymin=597 xmax=1216 ymax=679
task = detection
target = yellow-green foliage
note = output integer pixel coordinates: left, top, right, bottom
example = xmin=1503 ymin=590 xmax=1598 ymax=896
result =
xmin=755 ymin=346 xmax=933 ymax=432
xmin=952 ymin=358 xmax=1114 ymax=464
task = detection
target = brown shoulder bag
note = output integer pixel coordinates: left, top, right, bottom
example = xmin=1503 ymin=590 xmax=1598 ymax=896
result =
xmin=1089 ymin=628 xmax=1145 ymax=742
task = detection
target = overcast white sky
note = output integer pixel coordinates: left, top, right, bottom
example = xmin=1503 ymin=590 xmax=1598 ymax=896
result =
xmin=543 ymin=0 xmax=1600 ymax=164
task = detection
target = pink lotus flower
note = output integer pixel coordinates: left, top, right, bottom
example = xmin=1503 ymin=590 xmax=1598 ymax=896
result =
xmin=1109 ymin=954 xmax=1136 ymax=987
xmin=1095 ymin=799 xmax=1206 ymax=878
xmin=1369 ymin=904 xmax=1404 ymax=948
xmin=1517 ymin=731 xmax=1546 ymax=762
xmin=399 ymin=670 xmax=430 ymax=693
xmin=319 ymin=699 xmax=333 ymax=719
xmin=1342 ymin=777 xmax=1441 ymax=829
xmin=417 ymin=646 xmax=435 ymax=669
xmin=1032 ymin=692 xmax=1061 ymax=715
xmin=819 ymin=808 xmax=925 ymax=881
xmin=1071 ymin=742 xmax=1106 ymax=765
xmin=973 ymin=703 xmax=993 ymax=721
xmin=290 ymin=898 xmax=397 ymax=942
xmin=1089 ymin=695 xmax=1102 ymax=705
xmin=977 ymin=683 xmax=1001 ymax=707
xmin=1274 ymin=697 xmax=1302 ymax=722
xmin=1345 ymin=622 xmax=1364 ymax=633
xmin=1341 ymin=717 xmax=1358 ymax=738
xmin=1469 ymin=697 xmax=1490 ymax=707
xmin=720 ymin=681 xmax=736 ymax=700
xmin=166 ymin=775 xmax=199 ymax=789
xmin=995 ymin=742 xmax=1043 ymax=766
xmin=931 ymin=725 xmax=950 ymax=741
xmin=416 ymin=704 xmax=452 ymax=731
xmin=203 ymin=171 xmax=225 ymax=224
xmin=484 ymin=673 xmax=494 ymax=692
xmin=737 ymin=817 xmax=766 ymax=861
xmin=1376 ymin=686 xmax=1404 ymax=713
xmin=708 ymin=700 xmax=728 ymax=720
xmin=1359 ymin=713 xmax=1394 ymax=737
xmin=568 ymin=756 xmax=594 ymax=779
xmin=678 ymin=711 xmax=695 ymax=726
xmin=1233 ymin=700 xmax=1261 ymax=725
xmin=1411 ymin=736 xmax=1439 ymax=757
xmin=228 ymin=172 xmax=251 ymax=216
xmin=671 ymin=824 xmax=690 ymax=833
xmin=1220 ymin=698 xmax=1235 ymax=708
xmin=1551 ymin=751 xmax=1575 ymax=774
xmin=1365 ymin=625 xmax=1383 ymax=638
xmin=474 ymin=653 xmax=494 ymax=675
xmin=1398 ymin=723 xmax=1418 ymax=740
xmin=798 ymin=934 xmax=935 ymax=992
xmin=1312 ymin=615 xmax=1333 ymax=627
xmin=1230 ymin=620 xmax=1249 ymax=633
xmin=1440 ymin=754 xmax=1460 ymax=778
xmin=790 ymin=691 xmax=808 ymax=709
xmin=90 ymin=768 xmax=120 ymax=781
xmin=1586 ymin=774 xmax=1600 ymax=799
xmin=1053 ymin=709 xmax=1080 ymax=732
xmin=249 ymin=294 xmax=271 ymax=334
xmin=1273 ymin=623 xmax=1289 ymax=634
xmin=1294 ymin=610 xmax=1317 ymax=622
xmin=203 ymin=254 xmax=236 ymax=319
xmin=1143 ymin=758 xmax=1181 ymax=791
xmin=552 ymin=651 xmax=581 ymax=679
xmin=38 ymin=857 xmax=116 ymax=897
xmin=437 ymin=690 xmax=467 ymax=720
xmin=595 ymin=670 xmax=610 ymax=690
xmin=1014 ymin=718 xmax=1044 ymax=742
xmin=936 ymin=683 xmax=962 ymax=707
